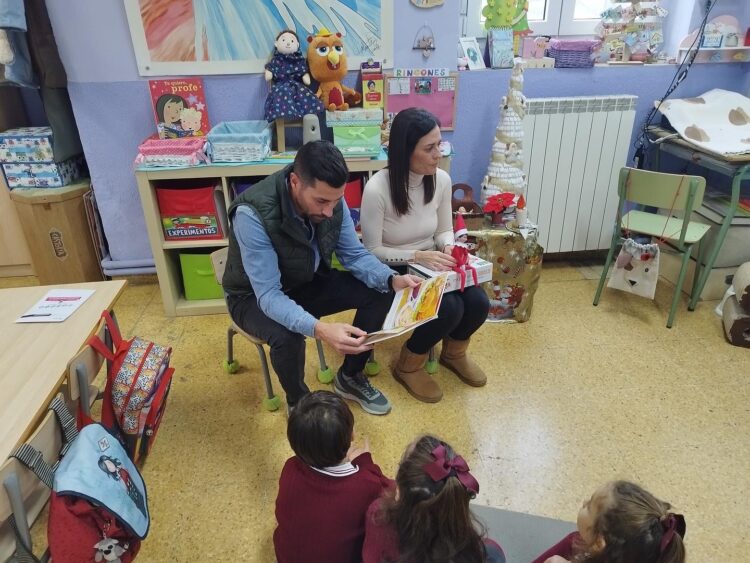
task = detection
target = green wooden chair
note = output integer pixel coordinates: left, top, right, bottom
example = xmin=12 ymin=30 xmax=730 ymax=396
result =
xmin=593 ymin=167 xmax=710 ymax=328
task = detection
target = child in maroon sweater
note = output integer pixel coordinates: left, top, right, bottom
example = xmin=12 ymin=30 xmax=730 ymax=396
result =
xmin=532 ymin=480 xmax=686 ymax=563
xmin=363 ymin=435 xmax=505 ymax=563
xmin=274 ymin=390 xmax=392 ymax=563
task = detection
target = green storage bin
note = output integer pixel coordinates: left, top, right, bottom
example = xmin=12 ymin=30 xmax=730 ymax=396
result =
xmin=180 ymin=252 xmax=224 ymax=300
xmin=332 ymin=125 xmax=381 ymax=157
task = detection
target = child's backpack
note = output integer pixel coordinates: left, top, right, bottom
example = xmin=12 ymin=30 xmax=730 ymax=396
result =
xmin=11 ymin=396 xmax=149 ymax=563
xmin=86 ymin=310 xmax=174 ymax=464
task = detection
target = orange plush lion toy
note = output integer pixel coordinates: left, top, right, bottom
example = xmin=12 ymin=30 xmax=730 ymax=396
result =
xmin=306 ymin=28 xmax=361 ymax=111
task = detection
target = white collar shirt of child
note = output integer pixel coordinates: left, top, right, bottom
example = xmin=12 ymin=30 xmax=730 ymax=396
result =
xmin=310 ymin=461 xmax=359 ymax=477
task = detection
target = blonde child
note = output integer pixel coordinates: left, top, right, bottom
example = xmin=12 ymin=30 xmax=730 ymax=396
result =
xmin=363 ymin=435 xmax=505 ymax=563
xmin=532 ymin=480 xmax=686 ymax=563
xmin=274 ymin=390 xmax=391 ymax=563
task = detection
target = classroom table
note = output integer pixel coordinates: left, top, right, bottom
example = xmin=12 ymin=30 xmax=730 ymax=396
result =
xmin=0 ymin=280 xmax=126 ymax=464
xmin=647 ymin=126 xmax=750 ymax=309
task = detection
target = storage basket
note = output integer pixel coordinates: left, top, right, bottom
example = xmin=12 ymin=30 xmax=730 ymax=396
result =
xmin=548 ymin=39 xmax=600 ymax=68
xmin=180 ymin=252 xmax=224 ymax=300
xmin=134 ymin=137 xmax=207 ymax=168
xmin=207 ymin=121 xmax=272 ymax=163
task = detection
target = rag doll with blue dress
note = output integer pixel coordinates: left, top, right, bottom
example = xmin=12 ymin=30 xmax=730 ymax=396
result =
xmin=264 ymin=30 xmax=323 ymax=122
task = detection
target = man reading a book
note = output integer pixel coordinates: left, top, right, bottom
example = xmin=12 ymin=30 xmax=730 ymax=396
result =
xmin=222 ymin=140 xmax=419 ymax=415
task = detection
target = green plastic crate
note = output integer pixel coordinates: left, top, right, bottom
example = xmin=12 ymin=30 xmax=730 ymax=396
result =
xmin=180 ymin=252 xmax=224 ymax=300
xmin=332 ymin=125 xmax=381 ymax=157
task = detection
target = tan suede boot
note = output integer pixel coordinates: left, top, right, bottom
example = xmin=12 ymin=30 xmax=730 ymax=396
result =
xmin=439 ymin=337 xmax=487 ymax=387
xmin=392 ymin=344 xmax=443 ymax=403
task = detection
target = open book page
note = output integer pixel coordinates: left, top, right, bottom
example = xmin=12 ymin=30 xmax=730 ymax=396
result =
xmin=16 ymin=289 xmax=95 ymax=323
xmin=363 ymin=274 xmax=448 ymax=345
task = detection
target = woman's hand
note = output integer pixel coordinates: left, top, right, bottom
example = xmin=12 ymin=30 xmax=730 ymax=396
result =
xmin=415 ymin=250 xmax=457 ymax=271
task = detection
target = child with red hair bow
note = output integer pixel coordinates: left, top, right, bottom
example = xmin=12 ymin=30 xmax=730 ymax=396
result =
xmin=362 ymin=435 xmax=505 ymax=563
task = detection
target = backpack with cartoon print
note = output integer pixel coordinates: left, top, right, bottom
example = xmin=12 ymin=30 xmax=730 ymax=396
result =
xmin=11 ymin=397 xmax=148 ymax=563
xmin=86 ymin=310 xmax=174 ymax=464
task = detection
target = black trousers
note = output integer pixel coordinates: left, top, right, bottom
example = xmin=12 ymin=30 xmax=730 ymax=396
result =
xmin=406 ymin=285 xmax=490 ymax=354
xmin=226 ymin=270 xmax=393 ymax=405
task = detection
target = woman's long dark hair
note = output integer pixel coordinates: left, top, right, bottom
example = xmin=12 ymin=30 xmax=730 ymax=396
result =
xmin=387 ymin=108 xmax=440 ymax=216
xmin=377 ymin=435 xmax=486 ymax=563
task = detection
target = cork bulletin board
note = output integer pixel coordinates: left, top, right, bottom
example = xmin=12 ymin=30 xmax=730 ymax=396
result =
xmin=384 ymin=69 xmax=458 ymax=130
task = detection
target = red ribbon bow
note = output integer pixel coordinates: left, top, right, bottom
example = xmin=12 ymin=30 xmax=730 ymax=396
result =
xmin=422 ymin=445 xmax=479 ymax=497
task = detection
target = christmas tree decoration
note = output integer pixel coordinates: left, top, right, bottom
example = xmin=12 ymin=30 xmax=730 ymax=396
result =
xmin=482 ymin=0 xmax=531 ymax=55
xmin=481 ymin=58 xmax=527 ymax=203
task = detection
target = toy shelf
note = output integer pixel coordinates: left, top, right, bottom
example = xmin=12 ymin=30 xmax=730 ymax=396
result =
xmin=136 ymin=155 xmax=452 ymax=317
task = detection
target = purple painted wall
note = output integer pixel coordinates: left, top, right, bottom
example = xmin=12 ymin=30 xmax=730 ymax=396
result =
xmin=44 ymin=0 xmax=750 ymax=265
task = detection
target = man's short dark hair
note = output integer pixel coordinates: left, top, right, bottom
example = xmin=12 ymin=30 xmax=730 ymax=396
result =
xmin=287 ymin=390 xmax=353 ymax=468
xmin=293 ymin=140 xmax=349 ymax=189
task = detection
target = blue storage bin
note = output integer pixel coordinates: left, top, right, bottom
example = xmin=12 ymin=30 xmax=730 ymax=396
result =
xmin=0 ymin=126 xmax=55 ymax=163
xmin=207 ymin=121 xmax=272 ymax=163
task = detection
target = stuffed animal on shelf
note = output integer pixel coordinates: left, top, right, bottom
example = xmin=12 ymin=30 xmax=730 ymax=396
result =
xmin=306 ymin=28 xmax=361 ymax=111
xmin=264 ymin=30 xmax=323 ymax=122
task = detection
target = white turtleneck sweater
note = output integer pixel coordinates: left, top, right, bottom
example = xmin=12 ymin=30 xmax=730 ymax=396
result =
xmin=361 ymin=168 xmax=454 ymax=265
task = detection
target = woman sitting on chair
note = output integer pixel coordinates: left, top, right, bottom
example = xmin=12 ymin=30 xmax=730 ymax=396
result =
xmin=361 ymin=108 xmax=489 ymax=403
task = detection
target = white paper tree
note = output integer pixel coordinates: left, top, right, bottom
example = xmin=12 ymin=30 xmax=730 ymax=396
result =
xmin=481 ymin=58 xmax=527 ymax=204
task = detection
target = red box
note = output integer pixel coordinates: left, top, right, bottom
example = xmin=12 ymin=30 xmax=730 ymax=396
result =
xmin=156 ymin=186 xmax=223 ymax=241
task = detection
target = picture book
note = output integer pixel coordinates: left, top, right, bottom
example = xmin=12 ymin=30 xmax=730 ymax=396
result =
xmin=149 ymin=79 xmax=210 ymax=139
xmin=363 ymin=274 xmax=448 ymax=345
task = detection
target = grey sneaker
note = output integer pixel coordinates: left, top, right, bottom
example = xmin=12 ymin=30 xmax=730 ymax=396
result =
xmin=334 ymin=368 xmax=392 ymax=415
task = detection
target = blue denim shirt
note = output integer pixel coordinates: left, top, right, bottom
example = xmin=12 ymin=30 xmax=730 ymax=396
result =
xmin=233 ymin=195 xmax=395 ymax=338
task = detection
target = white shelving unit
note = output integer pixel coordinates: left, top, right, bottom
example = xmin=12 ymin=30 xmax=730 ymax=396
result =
xmin=136 ymin=155 xmax=452 ymax=317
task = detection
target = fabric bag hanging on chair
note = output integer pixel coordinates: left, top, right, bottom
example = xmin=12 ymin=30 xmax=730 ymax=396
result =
xmin=607 ymin=238 xmax=660 ymax=299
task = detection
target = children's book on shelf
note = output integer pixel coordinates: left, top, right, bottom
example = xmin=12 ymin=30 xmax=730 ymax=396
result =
xmin=363 ymin=274 xmax=448 ymax=345
xmin=149 ymin=78 xmax=210 ymax=139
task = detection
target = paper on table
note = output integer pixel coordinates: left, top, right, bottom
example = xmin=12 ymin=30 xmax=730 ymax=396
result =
xmin=16 ymin=289 xmax=95 ymax=323
xmin=363 ymin=274 xmax=448 ymax=345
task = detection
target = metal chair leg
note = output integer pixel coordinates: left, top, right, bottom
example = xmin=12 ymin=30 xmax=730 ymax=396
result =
xmin=425 ymin=346 xmax=438 ymax=374
xmin=223 ymin=327 xmax=239 ymax=373
xmin=254 ymin=343 xmax=280 ymax=411
xmin=689 ymin=238 xmax=706 ymax=311
xmin=4 ymin=473 xmax=34 ymax=558
xmin=594 ymin=235 xmax=621 ymax=306
xmin=315 ymin=338 xmax=334 ymax=383
xmin=365 ymin=349 xmax=380 ymax=376
xmin=668 ymin=247 xmax=692 ymax=328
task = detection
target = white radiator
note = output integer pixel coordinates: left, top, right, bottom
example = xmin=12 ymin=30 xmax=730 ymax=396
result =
xmin=522 ymin=95 xmax=637 ymax=252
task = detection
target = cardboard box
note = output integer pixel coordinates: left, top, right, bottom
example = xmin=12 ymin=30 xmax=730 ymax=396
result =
xmin=409 ymin=255 xmax=492 ymax=293
xmin=0 ymin=126 xmax=54 ymax=163
xmin=9 ymin=181 xmax=103 ymax=284
xmin=2 ymin=155 xmax=86 ymax=188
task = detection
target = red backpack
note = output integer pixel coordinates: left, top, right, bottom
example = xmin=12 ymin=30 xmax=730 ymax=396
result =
xmin=11 ymin=396 xmax=148 ymax=563
xmin=86 ymin=310 xmax=174 ymax=464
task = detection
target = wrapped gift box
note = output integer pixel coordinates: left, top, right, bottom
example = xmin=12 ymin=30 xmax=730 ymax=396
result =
xmin=326 ymin=108 xmax=383 ymax=125
xmin=0 ymin=126 xmax=55 ymax=163
xmin=408 ymin=255 xmax=493 ymax=293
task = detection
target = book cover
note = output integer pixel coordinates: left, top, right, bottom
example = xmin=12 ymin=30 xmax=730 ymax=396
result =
xmin=149 ymin=78 xmax=210 ymax=139
xmin=489 ymin=29 xmax=514 ymax=69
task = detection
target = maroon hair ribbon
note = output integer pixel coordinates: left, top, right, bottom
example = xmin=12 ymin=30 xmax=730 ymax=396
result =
xmin=659 ymin=513 xmax=686 ymax=554
xmin=422 ymin=444 xmax=479 ymax=496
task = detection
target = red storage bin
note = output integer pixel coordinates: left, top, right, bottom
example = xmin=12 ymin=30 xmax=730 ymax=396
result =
xmin=156 ymin=185 xmax=223 ymax=241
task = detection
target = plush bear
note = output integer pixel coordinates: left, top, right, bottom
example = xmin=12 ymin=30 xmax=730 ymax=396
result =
xmin=306 ymin=28 xmax=361 ymax=111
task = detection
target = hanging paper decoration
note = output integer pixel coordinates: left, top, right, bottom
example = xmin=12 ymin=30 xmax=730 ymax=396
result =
xmin=607 ymin=238 xmax=660 ymax=299
xmin=413 ymin=24 xmax=436 ymax=58
xmin=410 ymin=0 xmax=444 ymax=7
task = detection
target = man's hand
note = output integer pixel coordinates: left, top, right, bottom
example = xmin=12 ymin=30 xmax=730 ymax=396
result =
xmin=391 ymin=274 xmax=422 ymax=291
xmin=414 ymin=250 xmax=457 ymax=271
xmin=314 ymin=322 xmax=372 ymax=355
